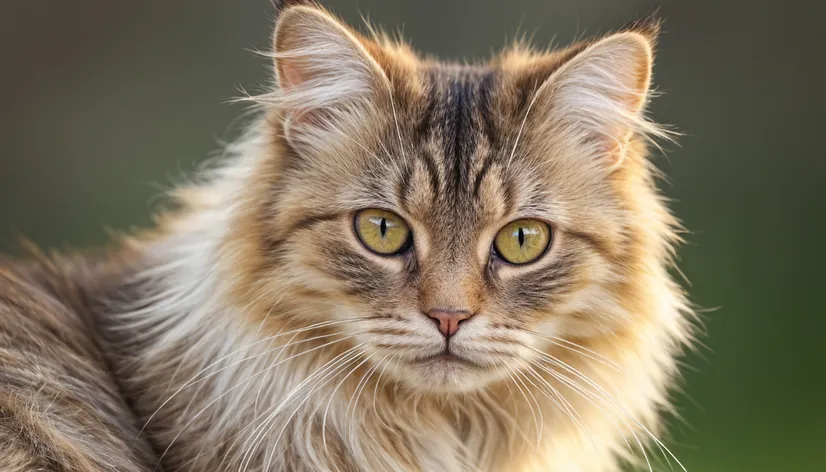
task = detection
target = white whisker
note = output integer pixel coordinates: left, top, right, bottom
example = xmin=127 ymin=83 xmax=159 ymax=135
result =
xmin=520 ymin=361 xmax=599 ymax=454
xmin=530 ymin=348 xmax=685 ymax=471
xmin=238 ymin=344 xmax=367 ymax=470
xmin=261 ymin=348 xmax=372 ymax=471
xmin=346 ymin=352 xmax=386 ymax=445
xmin=524 ymin=329 xmax=624 ymax=372
xmin=505 ymin=366 xmax=542 ymax=450
xmin=530 ymin=359 xmax=652 ymax=471
xmin=139 ymin=318 xmax=364 ymax=442
xmin=371 ymin=352 xmax=399 ymax=432
xmin=154 ymin=335 xmax=361 ymax=471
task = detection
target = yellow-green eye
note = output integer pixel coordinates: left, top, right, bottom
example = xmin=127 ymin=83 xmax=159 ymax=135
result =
xmin=493 ymin=219 xmax=552 ymax=265
xmin=354 ymin=209 xmax=412 ymax=255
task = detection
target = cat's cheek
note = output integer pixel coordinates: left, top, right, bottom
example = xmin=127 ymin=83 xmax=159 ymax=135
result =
xmin=531 ymin=316 xmax=566 ymax=348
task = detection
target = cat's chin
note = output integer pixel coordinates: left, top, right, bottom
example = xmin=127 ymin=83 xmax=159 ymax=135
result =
xmin=392 ymin=354 xmax=503 ymax=394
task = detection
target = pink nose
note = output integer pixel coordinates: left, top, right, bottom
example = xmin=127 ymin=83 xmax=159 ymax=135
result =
xmin=427 ymin=309 xmax=473 ymax=337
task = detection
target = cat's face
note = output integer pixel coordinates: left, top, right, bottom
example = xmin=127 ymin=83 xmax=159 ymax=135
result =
xmin=249 ymin=5 xmax=662 ymax=393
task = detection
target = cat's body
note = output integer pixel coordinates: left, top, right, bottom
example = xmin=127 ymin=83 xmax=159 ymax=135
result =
xmin=0 ymin=2 xmax=693 ymax=471
xmin=0 ymin=255 xmax=157 ymax=471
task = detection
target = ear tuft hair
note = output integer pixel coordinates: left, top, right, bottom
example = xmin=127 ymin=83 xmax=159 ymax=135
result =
xmin=272 ymin=0 xmax=316 ymax=11
xmin=620 ymin=9 xmax=663 ymax=43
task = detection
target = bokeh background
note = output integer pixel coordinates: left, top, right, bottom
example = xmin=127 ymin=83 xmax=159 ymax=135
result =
xmin=1 ymin=0 xmax=821 ymax=470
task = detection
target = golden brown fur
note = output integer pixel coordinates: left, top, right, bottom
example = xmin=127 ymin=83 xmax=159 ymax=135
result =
xmin=0 ymin=2 xmax=693 ymax=471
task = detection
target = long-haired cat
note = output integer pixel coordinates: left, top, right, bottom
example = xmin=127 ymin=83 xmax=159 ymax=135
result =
xmin=0 ymin=1 xmax=694 ymax=471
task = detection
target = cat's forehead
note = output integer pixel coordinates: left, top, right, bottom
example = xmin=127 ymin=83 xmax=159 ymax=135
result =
xmin=415 ymin=68 xmax=501 ymax=167
xmin=391 ymin=65 xmax=534 ymax=224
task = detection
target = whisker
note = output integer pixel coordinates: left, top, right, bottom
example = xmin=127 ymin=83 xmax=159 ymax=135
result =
xmin=531 ymin=361 xmax=631 ymax=458
xmin=213 ymin=343 xmax=365 ymax=472
xmin=344 ymin=354 xmax=382 ymax=444
xmin=240 ymin=343 xmax=369 ymax=469
xmin=519 ymin=361 xmax=599 ymax=454
xmin=371 ymin=352 xmax=399 ymax=432
xmin=523 ymin=329 xmax=624 ymax=372
xmin=240 ymin=344 xmax=367 ymax=470
xmin=254 ymin=319 xmax=293 ymax=416
xmin=138 ymin=317 xmax=365 ymax=442
xmin=515 ymin=368 xmax=544 ymax=448
xmin=261 ymin=348 xmax=372 ymax=471
xmin=530 ymin=349 xmax=684 ymax=471
xmin=525 ymin=359 xmax=642 ymax=469
xmin=505 ymin=366 xmax=541 ymax=451
xmin=350 ymin=353 xmax=395 ymax=442
xmin=319 ymin=349 xmax=382 ymax=453
xmin=530 ymin=359 xmax=652 ymax=471
xmin=153 ymin=335 xmax=361 ymax=471
xmin=500 ymin=370 xmax=535 ymax=458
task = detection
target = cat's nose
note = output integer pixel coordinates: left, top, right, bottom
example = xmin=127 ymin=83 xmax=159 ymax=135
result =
xmin=426 ymin=309 xmax=474 ymax=337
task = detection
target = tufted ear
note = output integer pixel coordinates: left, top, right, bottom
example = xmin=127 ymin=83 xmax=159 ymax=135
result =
xmin=272 ymin=4 xmax=389 ymax=150
xmin=535 ymin=29 xmax=662 ymax=166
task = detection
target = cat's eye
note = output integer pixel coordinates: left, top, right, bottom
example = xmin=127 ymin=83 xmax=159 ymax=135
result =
xmin=493 ymin=219 xmax=552 ymax=265
xmin=354 ymin=209 xmax=412 ymax=255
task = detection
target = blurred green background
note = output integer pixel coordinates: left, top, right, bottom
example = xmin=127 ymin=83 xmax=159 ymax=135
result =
xmin=1 ymin=0 xmax=822 ymax=470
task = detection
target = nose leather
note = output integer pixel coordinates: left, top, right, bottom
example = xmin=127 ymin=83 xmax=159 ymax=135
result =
xmin=427 ymin=309 xmax=473 ymax=337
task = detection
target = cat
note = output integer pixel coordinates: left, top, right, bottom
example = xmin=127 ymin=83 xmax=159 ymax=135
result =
xmin=0 ymin=1 xmax=694 ymax=471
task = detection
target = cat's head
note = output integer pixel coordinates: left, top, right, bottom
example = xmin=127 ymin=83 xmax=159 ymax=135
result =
xmin=224 ymin=3 xmax=675 ymax=393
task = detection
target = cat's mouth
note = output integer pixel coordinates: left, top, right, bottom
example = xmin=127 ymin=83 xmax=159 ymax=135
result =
xmin=413 ymin=352 xmax=483 ymax=369
xmin=400 ymin=349 xmax=503 ymax=393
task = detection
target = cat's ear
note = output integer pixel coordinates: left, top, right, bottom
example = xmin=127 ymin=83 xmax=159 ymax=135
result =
xmin=272 ymin=4 xmax=388 ymax=149
xmin=535 ymin=29 xmax=662 ymax=166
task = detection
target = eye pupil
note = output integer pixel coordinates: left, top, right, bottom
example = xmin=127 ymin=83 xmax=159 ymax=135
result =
xmin=517 ymin=227 xmax=525 ymax=247
xmin=380 ymin=218 xmax=387 ymax=237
